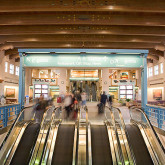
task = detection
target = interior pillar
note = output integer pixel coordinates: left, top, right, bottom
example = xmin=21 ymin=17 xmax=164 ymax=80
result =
xmin=141 ymin=54 xmax=148 ymax=109
xmin=18 ymin=53 xmax=25 ymax=108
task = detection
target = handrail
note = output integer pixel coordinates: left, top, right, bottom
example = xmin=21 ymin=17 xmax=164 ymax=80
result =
xmin=0 ymin=105 xmax=34 ymax=150
xmin=73 ymin=107 xmax=80 ymax=165
xmin=130 ymin=106 xmax=165 ymax=154
xmin=104 ymin=106 xmax=125 ymax=165
xmin=29 ymin=106 xmax=55 ymax=165
xmin=85 ymin=105 xmax=92 ymax=165
xmin=108 ymin=106 xmax=136 ymax=165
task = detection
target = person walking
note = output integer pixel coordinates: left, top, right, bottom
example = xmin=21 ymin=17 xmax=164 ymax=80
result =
xmin=81 ymin=91 xmax=87 ymax=108
xmin=98 ymin=91 xmax=108 ymax=113
xmin=109 ymin=94 xmax=113 ymax=108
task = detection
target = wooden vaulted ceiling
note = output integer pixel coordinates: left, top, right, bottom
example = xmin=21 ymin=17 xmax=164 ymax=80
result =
xmin=0 ymin=0 xmax=165 ymax=61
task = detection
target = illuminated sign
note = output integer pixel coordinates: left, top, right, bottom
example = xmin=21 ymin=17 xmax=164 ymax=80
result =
xmin=24 ymin=54 xmax=144 ymax=68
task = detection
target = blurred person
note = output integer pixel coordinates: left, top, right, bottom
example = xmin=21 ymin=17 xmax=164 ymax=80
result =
xmin=1 ymin=95 xmax=6 ymax=105
xmin=34 ymin=95 xmax=48 ymax=123
xmin=64 ymin=94 xmax=72 ymax=118
xmin=98 ymin=91 xmax=108 ymax=113
xmin=73 ymin=98 xmax=78 ymax=119
xmin=81 ymin=91 xmax=87 ymax=108
xmin=108 ymin=94 xmax=113 ymax=108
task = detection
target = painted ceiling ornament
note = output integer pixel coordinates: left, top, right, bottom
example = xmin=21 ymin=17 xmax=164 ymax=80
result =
xmin=77 ymin=0 xmax=90 ymax=6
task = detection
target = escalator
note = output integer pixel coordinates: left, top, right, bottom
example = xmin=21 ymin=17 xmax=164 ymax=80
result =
xmin=51 ymin=124 xmax=75 ymax=165
xmin=10 ymin=122 xmax=40 ymax=165
xmin=90 ymin=125 xmax=113 ymax=165
xmin=111 ymin=106 xmax=165 ymax=165
xmin=0 ymin=106 xmax=54 ymax=165
xmin=126 ymin=124 xmax=153 ymax=165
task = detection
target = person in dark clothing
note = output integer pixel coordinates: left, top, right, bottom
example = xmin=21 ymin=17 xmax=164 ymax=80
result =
xmin=109 ymin=95 xmax=113 ymax=107
xmin=98 ymin=91 xmax=108 ymax=113
xmin=34 ymin=95 xmax=47 ymax=123
xmin=100 ymin=91 xmax=108 ymax=106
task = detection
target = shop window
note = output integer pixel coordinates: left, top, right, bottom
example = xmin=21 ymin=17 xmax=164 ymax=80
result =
xmin=15 ymin=66 xmax=19 ymax=76
xmin=39 ymin=70 xmax=49 ymax=78
xmin=5 ymin=62 xmax=8 ymax=72
xmin=148 ymin=67 xmax=153 ymax=77
xmin=119 ymin=85 xmax=133 ymax=100
xmin=160 ymin=63 xmax=163 ymax=74
xmin=9 ymin=64 xmax=14 ymax=74
xmin=154 ymin=65 xmax=159 ymax=75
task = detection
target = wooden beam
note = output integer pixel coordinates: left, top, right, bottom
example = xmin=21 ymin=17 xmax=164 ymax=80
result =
xmin=9 ymin=53 xmax=19 ymax=59
xmin=0 ymin=12 xmax=165 ymax=26
xmin=149 ymin=49 xmax=164 ymax=56
xmin=0 ymin=34 xmax=164 ymax=43
xmin=148 ymin=54 xmax=159 ymax=61
xmin=0 ymin=0 xmax=165 ymax=13
xmin=0 ymin=43 xmax=14 ymax=51
xmin=5 ymin=48 xmax=18 ymax=56
xmin=15 ymin=57 xmax=20 ymax=62
xmin=1 ymin=25 xmax=165 ymax=36
xmin=7 ymin=42 xmax=159 ymax=49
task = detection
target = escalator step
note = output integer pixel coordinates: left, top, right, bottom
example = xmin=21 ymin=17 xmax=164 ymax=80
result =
xmin=91 ymin=125 xmax=113 ymax=165
xmin=51 ymin=124 xmax=75 ymax=165
xmin=10 ymin=123 xmax=40 ymax=165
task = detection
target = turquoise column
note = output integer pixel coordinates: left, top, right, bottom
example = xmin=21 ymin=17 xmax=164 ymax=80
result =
xmin=18 ymin=53 xmax=25 ymax=109
xmin=141 ymin=54 xmax=148 ymax=109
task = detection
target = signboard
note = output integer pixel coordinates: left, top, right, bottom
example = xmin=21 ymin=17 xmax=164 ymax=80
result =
xmin=24 ymin=54 xmax=144 ymax=68
xmin=112 ymin=79 xmax=136 ymax=86
xmin=32 ymin=78 xmax=57 ymax=85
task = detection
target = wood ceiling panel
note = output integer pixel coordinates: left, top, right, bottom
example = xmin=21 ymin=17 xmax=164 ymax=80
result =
xmin=0 ymin=12 xmax=165 ymax=26
xmin=1 ymin=25 xmax=165 ymax=36
xmin=0 ymin=34 xmax=164 ymax=44
xmin=6 ymin=42 xmax=159 ymax=49
xmin=0 ymin=0 xmax=165 ymax=13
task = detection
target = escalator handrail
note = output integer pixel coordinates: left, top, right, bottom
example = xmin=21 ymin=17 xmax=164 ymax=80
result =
xmin=0 ymin=105 xmax=34 ymax=150
xmin=130 ymin=106 xmax=165 ymax=153
xmin=107 ymin=106 xmax=137 ymax=165
xmin=29 ymin=105 xmax=56 ymax=165
xmin=104 ymin=106 xmax=125 ymax=165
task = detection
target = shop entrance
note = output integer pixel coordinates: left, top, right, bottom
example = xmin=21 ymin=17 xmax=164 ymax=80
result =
xmin=70 ymin=81 xmax=98 ymax=101
xmin=69 ymin=69 xmax=100 ymax=101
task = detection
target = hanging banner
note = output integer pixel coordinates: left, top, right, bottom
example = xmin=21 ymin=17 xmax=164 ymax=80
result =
xmin=24 ymin=54 xmax=144 ymax=68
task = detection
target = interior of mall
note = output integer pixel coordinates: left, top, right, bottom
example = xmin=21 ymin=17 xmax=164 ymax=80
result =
xmin=0 ymin=1 xmax=165 ymax=165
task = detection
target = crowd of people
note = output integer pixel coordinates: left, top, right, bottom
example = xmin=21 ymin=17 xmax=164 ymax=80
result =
xmin=63 ymin=90 xmax=87 ymax=119
xmin=33 ymin=90 xmax=113 ymax=123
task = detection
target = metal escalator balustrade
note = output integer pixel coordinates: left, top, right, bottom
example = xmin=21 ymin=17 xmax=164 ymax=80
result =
xmin=86 ymin=104 xmax=122 ymax=165
xmin=50 ymin=107 xmax=80 ymax=165
xmin=110 ymin=106 xmax=136 ymax=165
xmin=130 ymin=106 xmax=165 ymax=164
xmin=29 ymin=106 xmax=56 ymax=165
xmin=0 ymin=105 xmax=34 ymax=165
xmin=105 ymin=106 xmax=135 ymax=165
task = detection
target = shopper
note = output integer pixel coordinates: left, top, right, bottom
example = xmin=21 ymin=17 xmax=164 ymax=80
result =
xmin=34 ymin=95 xmax=47 ymax=123
xmin=64 ymin=94 xmax=72 ymax=118
xmin=100 ymin=91 xmax=108 ymax=106
xmin=81 ymin=91 xmax=87 ymax=108
xmin=109 ymin=94 xmax=113 ymax=108
xmin=98 ymin=91 xmax=108 ymax=113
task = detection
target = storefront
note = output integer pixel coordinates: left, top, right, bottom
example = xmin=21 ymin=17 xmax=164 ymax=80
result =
xmin=18 ymin=49 xmax=148 ymax=108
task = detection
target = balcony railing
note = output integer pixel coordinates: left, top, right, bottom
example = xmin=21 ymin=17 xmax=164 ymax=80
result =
xmin=145 ymin=104 xmax=165 ymax=131
xmin=0 ymin=104 xmax=20 ymax=128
